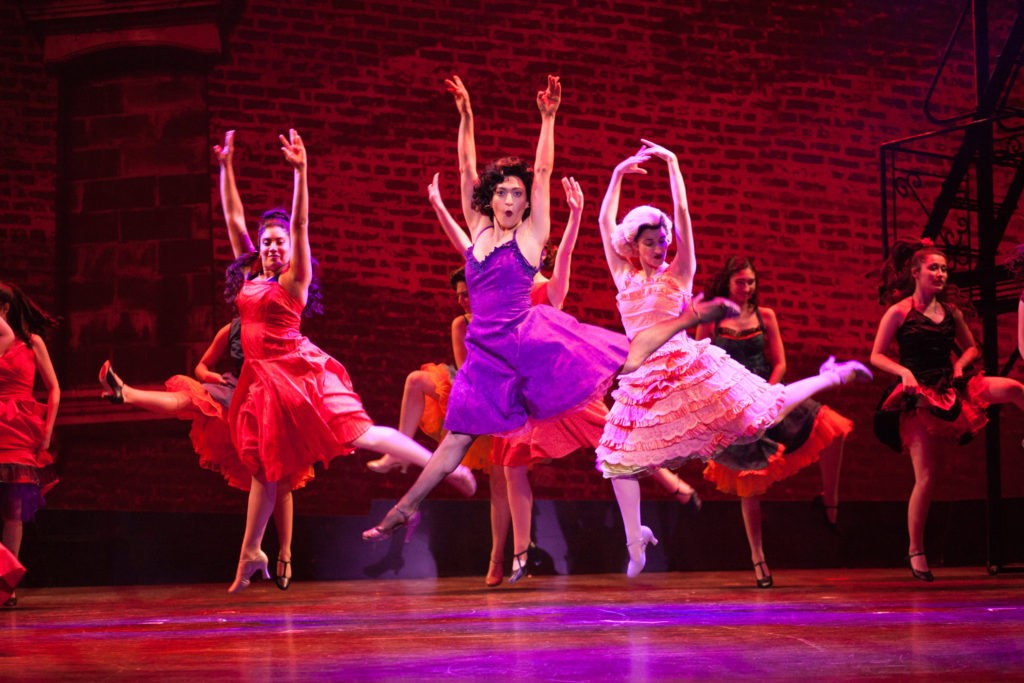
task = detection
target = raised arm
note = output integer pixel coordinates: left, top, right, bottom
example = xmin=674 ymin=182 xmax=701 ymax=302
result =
xmin=194 ymin=322 xmax=233 ymax=385
xmin=214 ymin=130 xmax=255 ymax=257
xmin=599 ymin=151 xmax=651 ymax=287
xmin=524 ymin=75 xmax=561 ymax=257
xmin=278 ymin=129 xmax=311 ymax=305
xmin=445 ymin=75 xmax=482 ymax=229
xmin=641 ymin=139 xmax=695 ymax=289
xmin=30 ymin=335 xmax=59 ymax=452
xmin=546 ymin=176 xmax=583 ymax=309
xmin=429 ymin=172 xmax=473 ymax=255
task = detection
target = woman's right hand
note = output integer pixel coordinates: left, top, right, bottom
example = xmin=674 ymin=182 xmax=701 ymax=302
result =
xmin=640 ymin=138 xmax=678 ymax=164
xmin=901 ymin=371 xmax=920 ymax=394
xmin=197 ymin=370 xmax=228 ymax=385
xmin=445 ymin=75 xmax=471 ymax=115
xmin=614 ymin=150 xmax=652 ymax=177
xmin=213 ymin=130 xmax=235 ymax=166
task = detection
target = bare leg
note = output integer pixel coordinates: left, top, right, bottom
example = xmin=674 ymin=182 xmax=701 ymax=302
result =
xmin=228 ymin=475 xmax=275 ymax=593
xmin=622 ymin=317 xmax=694 ymax=375
xmin=488 ymin=465 xmax=510 ymax=586
xmin=272 ymin=488 xmax=293 ymax=588
xmin=2 ymin=519 xmax=22 ymax=559
xmin=649 ymin=467 xmax=700 ymax=508
xmin=355 ymin=425 xmax=475 ymax=496
xmin=368 ymin=370 xmax=437 ymax=473
xmin=776 ymin=358 xmax=871 ymax=421
xmin=122 ymin=386 xmax=192 ymax=414
xmin=741 ymin=496 xmax=770 ymax=585
xmin=364 ymin=432 xmax=477 ymax=538
xmin=817 ymin=436 xmax=845 ymax=525
xmin=976 ymin=375 xmax=1024 ymax=411
xmin=904 ymin=418 xmax=936 ymax=576
xmin=505 ymin=465 xmax=533 ymax=581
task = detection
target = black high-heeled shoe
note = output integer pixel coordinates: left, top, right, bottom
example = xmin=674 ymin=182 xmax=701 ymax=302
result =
xmin=98 ymin=360 xmax=124 ymax=404
xmin=275 ymin=558 xmax=292 ymax=591
xmin=362 ymin=506 xmax=420 ymax=543
xmin=753 ymin=561 xmax=773 ymax=589
xmin=3 ymin=592 xmax=16 ymax=608
xmin=812 ymin=495 xmax=840 ymax=534
xmin=508 ymin=548 xmax=530 ymax=585
xmin=906 ymin=552 xmax=934 ymax=582
xmin=674 ymin=486 xmax=702 ymax=513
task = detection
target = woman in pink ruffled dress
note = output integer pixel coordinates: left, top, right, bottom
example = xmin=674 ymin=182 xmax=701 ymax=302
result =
xmin=596 ymin=142 xmax=872 ymax=578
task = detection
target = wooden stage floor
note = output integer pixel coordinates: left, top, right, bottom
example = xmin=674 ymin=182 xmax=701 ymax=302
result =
xmin=3 ymin=568 xmax=1023 ymax=681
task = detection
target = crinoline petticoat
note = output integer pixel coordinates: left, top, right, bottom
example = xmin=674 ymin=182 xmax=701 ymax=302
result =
xmin=874 ymin=374 xmax=989 ymax=453
xmin=597 ymin=332 xmax=786 ymax=478
xmin=703 ymin=402 xmax=853 ymax=497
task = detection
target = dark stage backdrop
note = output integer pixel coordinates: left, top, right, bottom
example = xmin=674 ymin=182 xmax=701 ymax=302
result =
xmin=1 ymin=0 xmax=1021 ymax=519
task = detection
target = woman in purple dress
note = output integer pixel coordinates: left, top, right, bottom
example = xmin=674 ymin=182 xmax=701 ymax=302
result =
xmin=363 ymin=76 xmax=628 ymax=583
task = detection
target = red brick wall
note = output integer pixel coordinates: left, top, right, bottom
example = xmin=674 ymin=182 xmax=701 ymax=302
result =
xmin=3 ymin=0 xmax=1023 ymax=514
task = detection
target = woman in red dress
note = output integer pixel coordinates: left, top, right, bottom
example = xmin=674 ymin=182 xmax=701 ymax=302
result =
xmin=0 ymin=281 xmax=60 ymax=607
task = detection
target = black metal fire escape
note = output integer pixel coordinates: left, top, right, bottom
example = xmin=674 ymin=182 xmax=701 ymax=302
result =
xmin=880 ymin=0 xmax=1024 ymax=573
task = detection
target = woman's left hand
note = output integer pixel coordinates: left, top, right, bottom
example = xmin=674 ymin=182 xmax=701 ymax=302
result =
xmin=562 ymin=176 xmax=583 ymax=213
xmin=279 ymin=129 xmax=306 ymax=171
xmin=537 ymin=75 xmax=561 ymax=117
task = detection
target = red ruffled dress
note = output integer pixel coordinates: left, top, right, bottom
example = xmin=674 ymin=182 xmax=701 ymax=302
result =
xmin=0 ymin=341 xmax=58 ymax=520
xmin=873 ymin=303 xmax=988 ymax=452
xmin=229 ymin=279 xmax=374 ymax=486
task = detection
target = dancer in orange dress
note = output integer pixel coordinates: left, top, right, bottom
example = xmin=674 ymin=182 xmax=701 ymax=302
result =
xmin=99 ymin=256 xmax=308 ymax=589
xmin=212 ymin=129 xmax=461 ymax=593
xmin=0 ymin=281 xmax=60 ymax=608
xmin=364 ymin=267 xmax=487 ymax=484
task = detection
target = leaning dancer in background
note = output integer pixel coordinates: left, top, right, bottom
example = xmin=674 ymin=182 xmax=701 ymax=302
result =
xmin=0 ymin=282 xmax=60 ymax=608
xmin=363 ymin=76 xmax=628 ymax=589
xmin=696 ymin=257 xmax=853 ymax=588
xmin=595 ymin=141 xmax=872 ymax=578
xmin=214 ymin=129 xmax=456 ymax=593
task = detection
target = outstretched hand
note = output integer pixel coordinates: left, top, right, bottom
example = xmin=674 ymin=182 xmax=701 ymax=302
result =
xmin=640 ymin=138 xmax=677 ymax=164
xmin=690 ymin=294 xmax=741 ymax=324
xmin=428 ymin=172 xmax=444 ymax=207
xmin=536 ymin=74 xmax=561 ymax=117
xmin=213 ymin=130 xmax=235 ymax=165
xmin=279 ymin=129 xmax=306 ymax=171
xmin=562 ymin=176 xmax=583 ymax=213
xmin=445 ymin=74 xmax=472 ymax=115
xmin=615 ymin=150 xmax=652 ymax=176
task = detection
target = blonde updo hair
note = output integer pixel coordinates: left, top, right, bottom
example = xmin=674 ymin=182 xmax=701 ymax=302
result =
xmin=610 ymin=205 xmax=673 ymax=259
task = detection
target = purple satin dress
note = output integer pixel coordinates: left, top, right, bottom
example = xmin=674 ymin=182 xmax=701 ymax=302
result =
xmin=444 ymin=235 xmax=627 ymax=436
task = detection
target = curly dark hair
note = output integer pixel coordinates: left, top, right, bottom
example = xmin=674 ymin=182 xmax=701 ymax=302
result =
xmin=257 ymin=208 xmax=291 ymax=239
xmin=0 ymin=281 xmax=59 ymax=343
xmin=223 ymin=251 xmax=324 ymax=318
xmin=471 ymin=157 xmax=533 ymax=220
xmin=449 ymin=267 xmax=466 ymax=291
xmin=877 ymin=237 xmax=965 ymax=309
xmin=706 ymin=257 xmax=759 ymax=306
